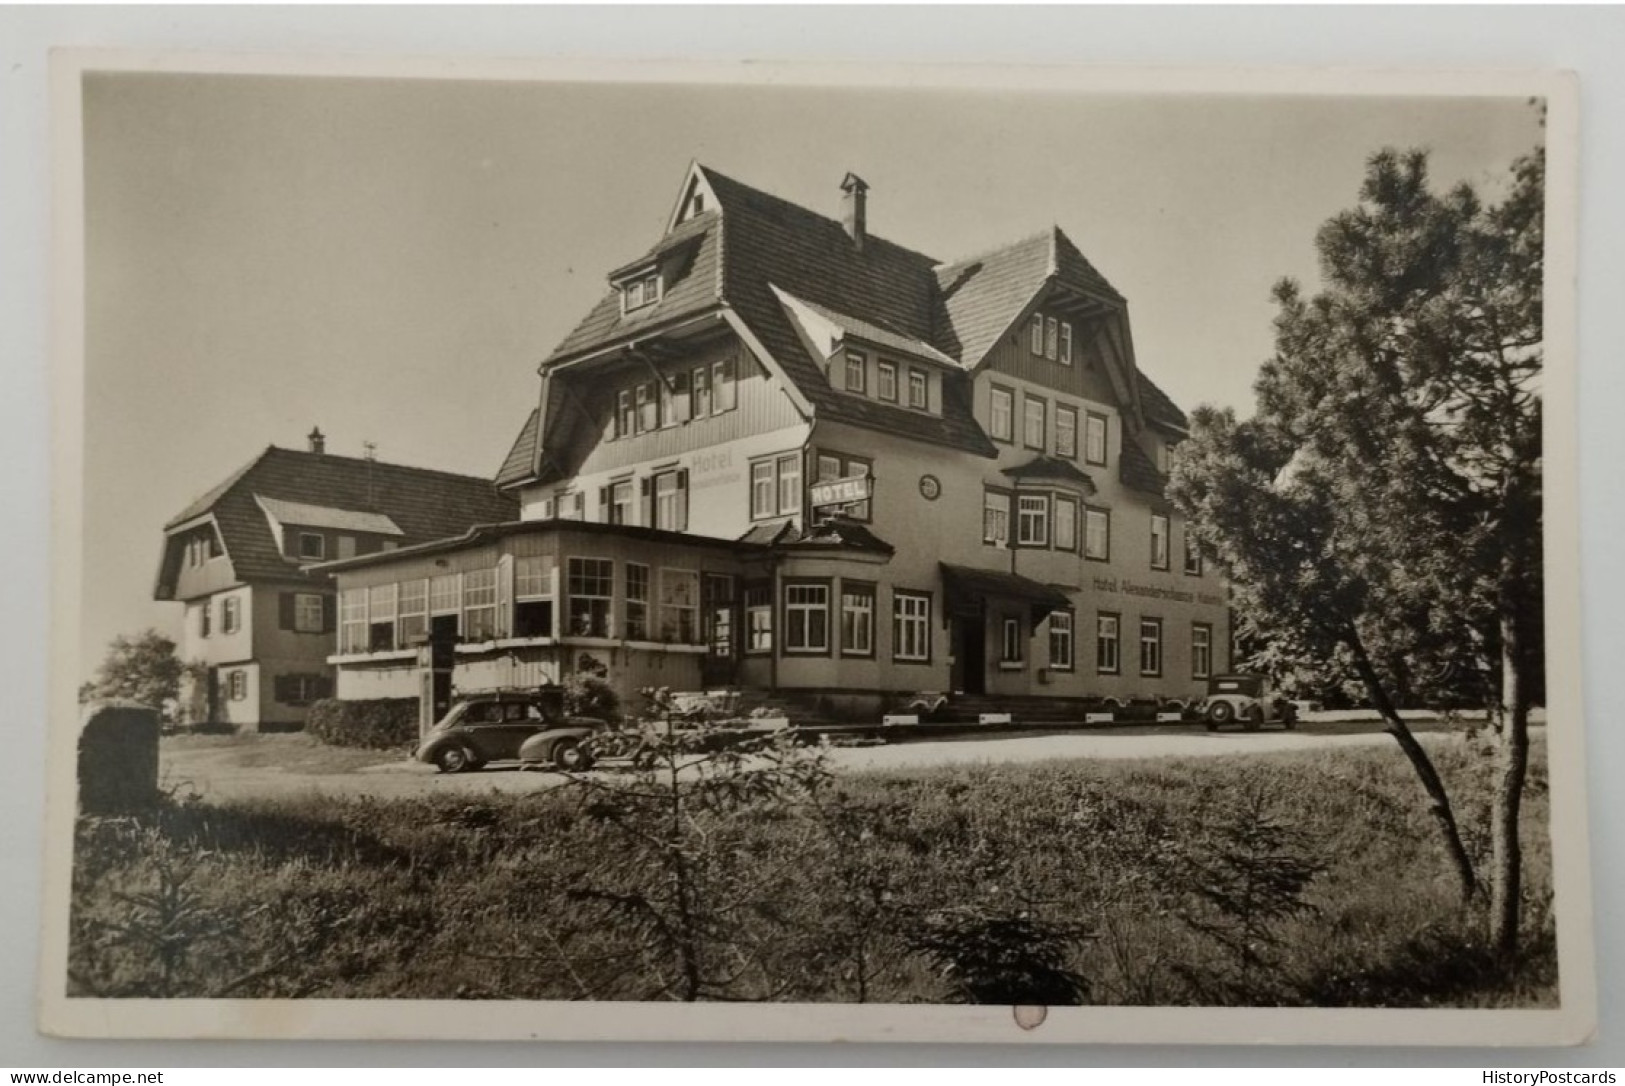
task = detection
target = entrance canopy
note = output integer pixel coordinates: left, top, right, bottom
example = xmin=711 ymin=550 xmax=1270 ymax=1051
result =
xmin=939 ymin=563 xmax=1072 ymax=625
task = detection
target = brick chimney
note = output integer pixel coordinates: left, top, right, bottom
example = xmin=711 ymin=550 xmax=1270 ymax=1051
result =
xmin=307 ymin=426 xmax=326 ymax=455
xmin=841 ymin=172 xmax=868 ymax=251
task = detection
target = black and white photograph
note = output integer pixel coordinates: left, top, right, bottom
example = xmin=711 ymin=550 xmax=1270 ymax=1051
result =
xmin=37 ymin=53 xmax=1593 ymax=1045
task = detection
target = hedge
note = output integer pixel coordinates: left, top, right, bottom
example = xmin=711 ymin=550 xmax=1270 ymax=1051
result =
xmin=306 ymin=697 xmax=419 ymax=750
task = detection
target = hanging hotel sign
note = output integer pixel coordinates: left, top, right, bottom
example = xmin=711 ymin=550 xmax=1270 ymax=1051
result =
xmin=808 ymin=474 xmax=872 ymax=509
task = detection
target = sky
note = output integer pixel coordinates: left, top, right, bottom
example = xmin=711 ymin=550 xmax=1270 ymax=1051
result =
xmin=79 ymin=72 xmax=1541 ymax=672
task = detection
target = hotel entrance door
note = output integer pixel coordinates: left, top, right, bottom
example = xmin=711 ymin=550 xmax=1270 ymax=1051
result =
xmin=952 ymin=614 xmax=987 ymax=695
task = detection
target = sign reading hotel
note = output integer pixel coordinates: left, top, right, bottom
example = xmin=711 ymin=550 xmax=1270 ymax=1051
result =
xmin=1093 ymin=575 xmax=1226 ymax=609
xmin=808 ymin=474 xmax=872 ymax=510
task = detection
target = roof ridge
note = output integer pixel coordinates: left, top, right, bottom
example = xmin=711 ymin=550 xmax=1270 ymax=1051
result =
xmin=935 ymin=227 xmax=1058 ymax=275
xmin=261 ymin=445 xmax=501 ymax=485
xmin=697 ymin=163 xmax=939 ymax=267
xmin=162 ymin=445 xmax=273 ymax=529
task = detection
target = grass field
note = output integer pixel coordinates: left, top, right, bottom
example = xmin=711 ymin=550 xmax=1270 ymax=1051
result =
xmin=69 ymin=732 xmax=1555 ymax=1006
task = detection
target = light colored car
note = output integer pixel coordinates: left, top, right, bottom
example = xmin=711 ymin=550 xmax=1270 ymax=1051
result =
xmin=1200 ymin=674 xmax=1298 ymax=732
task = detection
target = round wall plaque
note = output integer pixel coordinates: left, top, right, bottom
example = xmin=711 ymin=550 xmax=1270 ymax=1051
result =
xmin=918 ymin=474 xmax=941 ymax=501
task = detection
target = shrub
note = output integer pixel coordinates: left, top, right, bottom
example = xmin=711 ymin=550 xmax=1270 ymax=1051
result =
xmin=564 ymin=654 xmax=620 ymax=721
xmin=306 ymin=698 xmax=419 ymax=750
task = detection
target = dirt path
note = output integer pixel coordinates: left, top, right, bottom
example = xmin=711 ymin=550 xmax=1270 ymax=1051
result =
xmin=160 ymin=719 xmax=1508 ymax=803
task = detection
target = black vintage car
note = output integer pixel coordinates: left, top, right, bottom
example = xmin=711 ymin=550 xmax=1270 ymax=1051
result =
xmin=415 ymin=689 xmax=605 ymax=773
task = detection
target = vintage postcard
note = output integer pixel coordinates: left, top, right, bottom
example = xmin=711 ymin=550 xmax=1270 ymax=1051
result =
xmin=39 ymin=52 xmax=1593 ymax=1045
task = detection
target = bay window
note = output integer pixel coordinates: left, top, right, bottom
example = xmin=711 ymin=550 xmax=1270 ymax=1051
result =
xmin=1054 ymin=495 xmax=1078 ymax=552
xmin=783 ymin=581 xmax=830 ymax=654
xmin=567 ymin=557 xmax=614 ymax=637
xmin=462 ymin=569 xmax=498 ymax=642
xmin=840 ymin=581 xmax=875 ymax=656
xmin=1017 ymin=493 xmax=1050 ymax=546
xmin=624 ymin=563 xmax=650 ymax=641
xmin=514 ymin=556 xmax=554 ymax=638
xmin=983 ymin=489 xmax=1011 ymax=546
xmin=660 ymin=568 xmax=701 ymax=643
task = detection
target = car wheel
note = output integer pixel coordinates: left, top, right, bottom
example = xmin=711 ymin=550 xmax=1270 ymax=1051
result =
xmin=552 ymin=738 xmax=592 ymax=771
xmin=1208 ymin=701 xmax=1235 ymax=726
xmin=434 ymin=745 xmax=474 ymax=774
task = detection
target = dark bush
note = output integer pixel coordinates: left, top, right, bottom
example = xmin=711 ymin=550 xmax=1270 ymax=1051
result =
xmin=306 ymin=698 xmax=419 ymax=750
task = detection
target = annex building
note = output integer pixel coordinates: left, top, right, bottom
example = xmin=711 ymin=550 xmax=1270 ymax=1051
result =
xmin=155 ymin=433 xmax=518 ymax=729
xmin=317 ymin=164 xmax=1231 ymax=717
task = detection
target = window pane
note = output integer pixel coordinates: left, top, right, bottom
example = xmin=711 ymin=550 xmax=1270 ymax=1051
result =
xmin=990 ymin=388 xmax=1013 ymax=441
xmin=777 ymin=454 xmax=801 ymax=515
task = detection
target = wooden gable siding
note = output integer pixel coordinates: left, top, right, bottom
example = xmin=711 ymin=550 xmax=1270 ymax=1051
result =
xmin=549 ymin=336 xmax=805 ymax=480
xmin=982 ymin=311 xmax=1121 ymax=406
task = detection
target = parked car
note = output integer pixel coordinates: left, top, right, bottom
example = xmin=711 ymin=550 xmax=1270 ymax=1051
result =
xmin=415 ymin=689 xmax=606 ymax=773
xmin=1199 ymin=674 xmax=1298 ymax=731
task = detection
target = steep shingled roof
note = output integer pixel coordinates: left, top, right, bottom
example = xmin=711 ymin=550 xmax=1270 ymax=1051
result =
xmin=506 ymin=164 xmax=1183 ymax=482
xmin=700 ymin=167 xmax=997 ymax=457
xmin=158 ymin=446 xmax=518 ymax=597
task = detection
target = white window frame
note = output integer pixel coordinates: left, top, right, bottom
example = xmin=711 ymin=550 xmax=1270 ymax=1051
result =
xmin=1053 ymin=495 xmax=1078 ymax=552
xmin=654 ymin=470 xmax=686 ymax=532
xmin=611 ymin=479 xmax=635 ymax=526
xmin=625 ymin=562 xmax=651 ymax=641
xmin=1097 ymin=613 xmax=1121 ymax=675
xmin=892 ymin=590 xmax=931 ymax=663
xmin=462 ymin=569 xmax=498 ymax=643
xmin=691 ymin=365 xmax=712 ymax=418
xmin=660 ymin=567 xmax=701 ymax=644
xmin=745 ymin=582 xmax=773 ymax=654
xmin=908 ymin=368 xmax=928 ymax=410
xmin=1000 ymin=616 xmax=1024 ymax=665
xmin=222 ymin=595 xmax=241 ymax=634
xmin=1184 ymin=528 xmax=1204 ymax=576
xmin=783 ymin=581 xmax=831 ymax=654
xmin=1045 ymin=316 xmax=1059 ymax=360
xmin=990 ymin=385 xmax=1014 ymax=442
xmin=840 ymin=582 xmax=875 ymax=657
xmin=617 ymin=389 xmax=634 ymax=438
xmin=1084 ymin=506 xmax=1111 ymax=561
xmin=1049 ymin=610 xmax=1075 ymax=671
xmin=1055 ymin=404 xmax=1079 ymax=459
xmin=1140 ymin=618 xmax=1164 ymax=677
xmin=845 ymin=350 xmax=866 ymax=394
xmin=229 ymin=670 xmax=247 ymax=701
xmin=1017 ymin=493 xmax=1050 ymax=547
xmin=982 ymin=490 xmax=1011 ymax=546
xmin=1192 ymin=622 xmax=1213 ymax=680
xmin=398 ymin=579 xmax=429 ymax=646
xmin=294 ymin=592 xmax=325 ymax=634
xmin=1029 ymin=313 xmax=1045 ymax=354
xmin=1060 ymin=321 xmax=1074 ymax=365
xmin=1151 ymin=513 xmax=1171 ymax=571
xmin=877 ymin=361 xmax=898 ymax=402
xmin=1085 ymin=412 xmax=1110 ymax=466
xmin=340 ymin=588 xmax=368 ymax=654
xmin=566 ymin=557 xmax=615 ymax=638
xmin=751 ymin=460 xmax=777 ymax=519
xmin=776 ymin=453 xmax=802 ymax=516
xmin=712 ymin=356 xmax=737 ymax=413
xmin=1023 ymin=396 xmax=1046 ymax=450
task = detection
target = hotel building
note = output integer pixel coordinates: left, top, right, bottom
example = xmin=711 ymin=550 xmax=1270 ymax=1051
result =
xmin=317 ymin=164 xmax=1230 ymax=717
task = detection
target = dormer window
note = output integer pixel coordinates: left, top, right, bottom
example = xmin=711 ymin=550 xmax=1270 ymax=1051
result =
xmin=621 ymin=269 xmax=662 ymax=314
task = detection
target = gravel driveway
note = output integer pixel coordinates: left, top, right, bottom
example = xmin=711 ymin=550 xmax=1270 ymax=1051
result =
xmin=159 ymin=718 xmax=1498 ymax=803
